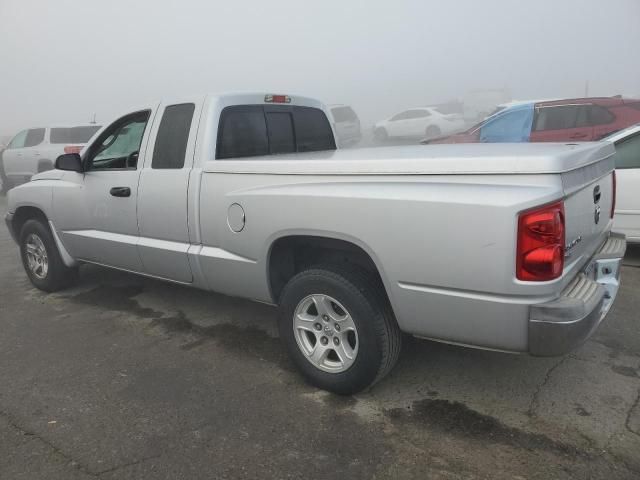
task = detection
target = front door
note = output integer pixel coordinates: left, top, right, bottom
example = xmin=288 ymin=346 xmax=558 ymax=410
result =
xmin=53 ymin=110 xmax=154 ymax=271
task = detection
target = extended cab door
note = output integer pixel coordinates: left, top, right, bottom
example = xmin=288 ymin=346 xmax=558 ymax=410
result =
xmin=136 ymin=99 xmax=202 ymax=283
xmin=530 ymin=104 xmax=593 ymax=142
xmin=613 ymin=132 xmax=640 ymax=241
xmin=53 ymin=110 xmax=154 ymax=270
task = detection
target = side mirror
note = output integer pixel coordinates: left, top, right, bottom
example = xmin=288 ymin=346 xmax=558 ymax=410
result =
xmin=55 ymin=153 xmax=83 ymax=172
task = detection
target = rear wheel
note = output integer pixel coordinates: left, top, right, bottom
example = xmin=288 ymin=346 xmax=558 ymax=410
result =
xmin=278 ymin=265 xmax=401 ymax=395
xmin=19 ymin=219 xmax=78 ymax=292
xmin=425 ymin=125 xmax=441 ymax=140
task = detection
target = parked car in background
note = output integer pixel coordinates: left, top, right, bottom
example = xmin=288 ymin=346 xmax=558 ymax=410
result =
xmin=606 ymin=124 xmax=640 ymax=243
xmin=4 ymin=92 xmax=625 ymax=394
xmin=429 ymin=97 xmax=640 ymax=144
xmin=1 ymin=125 xmax=101 ymax=189
xmin=374 ymin=106 xmax=465 ymax=141
xmin=328 ymin=104 xmax=361 ymax=147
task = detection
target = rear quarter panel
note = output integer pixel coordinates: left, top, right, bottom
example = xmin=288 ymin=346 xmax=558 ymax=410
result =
xmin=197 ymin=171 xmax=566 ymax=351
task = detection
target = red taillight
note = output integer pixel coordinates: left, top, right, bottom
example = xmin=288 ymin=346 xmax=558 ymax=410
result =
xmin=516 ymin=201 xmax=565 ymax=281
xmin=611 ymin=170 xmax=616 ymax=218
xmin=64 ymin=145 xmax=82 ymax=154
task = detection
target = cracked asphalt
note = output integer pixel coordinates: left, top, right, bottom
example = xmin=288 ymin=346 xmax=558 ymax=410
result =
xmin=1 ymin=195 xmax=639 ymax=479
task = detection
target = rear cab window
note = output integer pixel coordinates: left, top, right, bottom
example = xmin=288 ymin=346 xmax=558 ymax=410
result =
xmin=216 ymin=105 xmax=335 ymax=159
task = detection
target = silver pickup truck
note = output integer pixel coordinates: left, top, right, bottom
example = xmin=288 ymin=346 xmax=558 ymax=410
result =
xmin=4 ymin=93 xmax=626 ymax=394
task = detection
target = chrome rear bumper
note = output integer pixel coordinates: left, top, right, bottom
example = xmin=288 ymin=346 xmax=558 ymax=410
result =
xmin=528 ymin=232 xmax=626 ymax=356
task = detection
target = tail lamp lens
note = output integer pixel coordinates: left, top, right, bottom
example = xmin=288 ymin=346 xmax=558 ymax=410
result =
xmin=516 ymin=201 xmax=565 ymax=281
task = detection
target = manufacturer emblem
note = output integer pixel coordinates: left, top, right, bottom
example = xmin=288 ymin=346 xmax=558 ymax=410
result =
xmin=323 ymin=325 xmax=334 ymax=337
xmin=593 ymin=184 xmax=601 ymax=225
xmin=565 ymin=235 xmax=582 ymax=257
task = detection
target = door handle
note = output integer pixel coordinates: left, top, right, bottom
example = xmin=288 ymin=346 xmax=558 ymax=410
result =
xmin=110 ymin=186 xmax=131 ymax=197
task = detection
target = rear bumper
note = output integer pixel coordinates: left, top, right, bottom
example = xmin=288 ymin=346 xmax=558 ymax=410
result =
xmin=4 ymin=211 xmax=17 ymax=243
xmin=528 ymin=232 xmax=626 ymax=356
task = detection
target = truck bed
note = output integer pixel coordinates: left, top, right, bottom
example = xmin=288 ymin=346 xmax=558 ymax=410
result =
xmin=205 ymin=142 xmax=614 ymax=176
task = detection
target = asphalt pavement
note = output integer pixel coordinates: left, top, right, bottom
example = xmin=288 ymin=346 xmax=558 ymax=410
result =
xmin=1 ymin=195 xmax=639 ymax=479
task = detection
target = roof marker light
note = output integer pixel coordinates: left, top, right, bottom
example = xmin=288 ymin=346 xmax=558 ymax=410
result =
xmin=265 ymin=94 xmax=291 ymax=104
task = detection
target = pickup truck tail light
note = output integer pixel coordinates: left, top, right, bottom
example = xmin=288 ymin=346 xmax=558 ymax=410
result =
xmin=611 ymin=170 xmax=616 ymax=218
xmin=516 ymin=201 xmax=565 ymax=281
xmin=64 ymin=145 xmax=82 ymax=154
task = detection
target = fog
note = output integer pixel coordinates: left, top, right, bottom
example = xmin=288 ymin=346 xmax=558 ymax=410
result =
xmin=0 ymin=0 xmax=639 ymax=137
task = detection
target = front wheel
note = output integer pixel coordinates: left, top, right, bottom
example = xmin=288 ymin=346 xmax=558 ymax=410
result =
xmin=19 ymin=219 xmax=78 ymax=292
xmin=278 ymin=265 xmax=401 ymax=395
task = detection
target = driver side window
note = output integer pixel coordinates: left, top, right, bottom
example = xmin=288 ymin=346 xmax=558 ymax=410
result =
xmin=88 ymin=111 xmax=150 ymax=171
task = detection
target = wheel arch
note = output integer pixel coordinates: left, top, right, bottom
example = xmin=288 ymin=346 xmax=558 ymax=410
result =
xmin=11 ymin=205 xmax=50 ymax=238
xmin=11 ymin=204 xmax=77 ymax=267
xmin=265 ymin=231 xmax=395 ymax=309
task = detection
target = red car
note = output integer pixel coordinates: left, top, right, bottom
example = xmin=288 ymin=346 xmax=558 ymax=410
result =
xmin=430 ymin=96 xmax=640 ymax=144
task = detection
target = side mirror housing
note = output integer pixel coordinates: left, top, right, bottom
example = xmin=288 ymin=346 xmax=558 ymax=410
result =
xmin=55 ymin=153 xmax=83 ymax=172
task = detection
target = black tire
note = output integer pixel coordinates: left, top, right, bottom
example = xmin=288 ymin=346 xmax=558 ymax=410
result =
xmin=19 ymin=219 xmax=78 ymax=292
xmin=374 ymin=127 xmax=388 ymax=142
xmin=425 ymin=125 xmax=441 ymax=140
xmin=278 ymin=265 xmax=401 ymax=395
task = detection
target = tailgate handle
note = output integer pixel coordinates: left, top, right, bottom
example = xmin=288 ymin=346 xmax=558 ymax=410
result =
xmin=110 ymin=186 xmax=131 ymax=197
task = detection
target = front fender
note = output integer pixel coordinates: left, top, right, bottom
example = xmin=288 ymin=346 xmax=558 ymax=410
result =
xmin=7 ymin=181 xmax=54 ymax=216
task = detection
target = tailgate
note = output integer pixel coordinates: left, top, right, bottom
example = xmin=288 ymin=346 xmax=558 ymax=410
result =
xmin=561 ymin=152 xmax=616 ymax=277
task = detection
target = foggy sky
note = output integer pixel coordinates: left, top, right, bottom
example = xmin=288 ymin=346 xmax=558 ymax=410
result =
xmin=1 ymin=0 xmax=639 ymax=136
